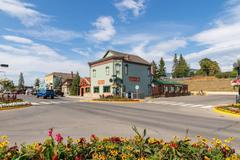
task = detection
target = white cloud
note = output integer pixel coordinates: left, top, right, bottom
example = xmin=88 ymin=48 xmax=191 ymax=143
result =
xmin=0 ymin=35 xmax=88 ymax=85
xmin=89 ymin=16 xmax=116 ymax=42
xmin=2 ymin=35 xmax=32 ymax=44
xmin=115 ymin=0 xmax=145 ymax=21
xmin=187 ymin=0 xmax=240 ymax=71
xmin=0 ymin=0 xmax=48 ymax=27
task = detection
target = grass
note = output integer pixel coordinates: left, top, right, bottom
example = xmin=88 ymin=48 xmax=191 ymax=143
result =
xmin=176 ymin=76 xmax=236 ymax=92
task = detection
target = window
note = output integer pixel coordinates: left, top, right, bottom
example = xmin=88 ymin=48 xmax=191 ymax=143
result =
xmin=93 ymin=87 xmax=99 ymax=93
xmin=93 ymin=69 xmax=96 ymax=78
xmin=124 ymin=64 xmax=128 ymax=75
xmin=115 ymin=63 xmax=121 ymax=76
xmin=148 ymin=67 xmax=151 ymax=76
xmin=85 ymin=87 xmax=90 ymax=93
xmin=103 ymin=86 xmax=111 ymax=93
xmin=106 ymin=66 xmax=110 ymax=75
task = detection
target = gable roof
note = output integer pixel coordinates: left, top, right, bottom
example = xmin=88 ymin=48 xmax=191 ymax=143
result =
xmin=89 ymin=50 xmax=150 ymax=66
xmin=46 ymin=72 xmax=76 ymax=79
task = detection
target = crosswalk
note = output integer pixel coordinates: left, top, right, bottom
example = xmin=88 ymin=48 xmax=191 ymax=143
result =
xmin=31 ymin=100 xmax=78 ymax=106
xmin=145 ymin=100 xmax=213 ymax=109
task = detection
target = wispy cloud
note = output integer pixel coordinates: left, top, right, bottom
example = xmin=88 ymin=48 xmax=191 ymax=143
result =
xmin=186 ymin=0 xmax=240 ymax=70
xmin=2 ymin=35 xmax=32 ymax=44
xmin=89 ymin=16 xmax=116 ymax=42
xmin=114 ymin=0 xmax=146 ymax=21
xmin=0 ymin=35 xmax=88 ymax=85
xmin=0 ymin=0 xmax=48 ymax=27
xmin=72 ymin=48 xmax=91 ymax=57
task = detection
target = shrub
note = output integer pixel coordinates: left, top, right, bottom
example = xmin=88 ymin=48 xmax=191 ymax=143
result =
xmin=0 ymin=127 xmax=239 ymax=160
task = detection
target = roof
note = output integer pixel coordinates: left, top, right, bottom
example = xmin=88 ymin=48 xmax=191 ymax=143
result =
xmin=80 ymin=77 xmax=91 ymax=85
xmin=152 ymin=79 xmax=186 ymax=86
xmin=46 ymin=72 xmax=76 ymax=79
xmin=89 ymin=50 xmax=150 ymax=66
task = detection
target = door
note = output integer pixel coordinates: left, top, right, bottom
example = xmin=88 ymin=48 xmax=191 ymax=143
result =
xmin=81 ymin=88 xmax=84 ymax=96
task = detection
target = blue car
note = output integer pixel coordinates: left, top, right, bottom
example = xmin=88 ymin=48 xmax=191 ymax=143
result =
xmin=36 ymin=89 xmax=55 ymax=99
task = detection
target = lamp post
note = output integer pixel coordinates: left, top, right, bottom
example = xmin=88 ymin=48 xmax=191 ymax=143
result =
xmin=233 ymin=62 xmax=240 ymax=103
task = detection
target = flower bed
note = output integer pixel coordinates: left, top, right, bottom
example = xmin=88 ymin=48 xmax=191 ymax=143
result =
xmin=0 ymin=100 xmax=31 ymax=110
xmin=0 ymin=127 xmax=239 ymax=160
xmin=215 ymin=104 xmax=240 ymax=115
xmin=94 ymin=96 xmax=140 ymax=102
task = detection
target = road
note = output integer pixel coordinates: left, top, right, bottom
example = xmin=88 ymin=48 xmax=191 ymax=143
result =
xmin=0 ymin=95 xmax=239 ymax=148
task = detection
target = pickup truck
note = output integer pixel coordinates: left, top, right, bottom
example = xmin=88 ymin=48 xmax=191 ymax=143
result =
xmin=36 ymin=89 xmax=54 ymax=99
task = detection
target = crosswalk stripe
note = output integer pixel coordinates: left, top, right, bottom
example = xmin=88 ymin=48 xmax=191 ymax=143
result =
xmin=31 ymin=102 xmax=40 ymax=105
xmin=39 ymin=102 xmax=51 ymax=104
xmin=146 ymin=101 xmax=213 ymax=109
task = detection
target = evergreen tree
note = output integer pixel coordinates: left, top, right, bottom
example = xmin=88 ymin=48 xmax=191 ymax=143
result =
xmin=172 ymin=54 xmax=178 ymax=78
xmin=175 ymin=54 xmax=190 ymax=78
xmin=70 ymin=72 xmax=80 ymax=96
xmin=18 ymin=72 xmax=24 ymax=91
xmin=158 ymin=57 xmax=166 ymax=77
xmin=34 ymin=78 xmax=40 ymax=89
xmin=151 ymin=60 xmax=158 ymax=79
xmin=53 ymin=77 xmax=62 ymax=90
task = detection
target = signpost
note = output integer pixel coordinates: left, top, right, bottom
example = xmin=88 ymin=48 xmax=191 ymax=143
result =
xmin=135 ymin=85 xmax=139 ymax=99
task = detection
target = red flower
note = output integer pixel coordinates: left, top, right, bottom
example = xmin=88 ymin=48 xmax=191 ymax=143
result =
xmin=55 ymin=133 xmax=63 ymax=143
xmin=78 ymin=137 xmax=86 ymax=144
xmin=170 ymin=143 xmax=178 ymax=148
xmin=90 ymin=134 xmax=98 ymax=141
xmin=52 ymin=154 xmax=58 ymax=160
xmin=48 ymin=128 xmax=53 ymax=137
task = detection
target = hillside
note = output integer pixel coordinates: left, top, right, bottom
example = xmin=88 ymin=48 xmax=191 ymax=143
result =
xmin=176 ymin=76 xmax=236 ymax=92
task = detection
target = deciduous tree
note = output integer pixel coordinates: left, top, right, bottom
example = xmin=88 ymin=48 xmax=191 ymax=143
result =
xmin=70 ymin=72 xmax=80 ymax=96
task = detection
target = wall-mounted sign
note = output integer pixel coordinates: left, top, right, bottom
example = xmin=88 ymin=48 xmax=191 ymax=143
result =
xmin=98 ymin=80 xmax=105 ymax=85
xmin=128 ymin=76 xmax=140 ymax=82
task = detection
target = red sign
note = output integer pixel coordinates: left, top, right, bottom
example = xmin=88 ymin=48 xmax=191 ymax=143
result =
xmin=128 ymin=76 xmax=140 ymax=82
xmin=98 ymin=80 xmax=105 ymax=85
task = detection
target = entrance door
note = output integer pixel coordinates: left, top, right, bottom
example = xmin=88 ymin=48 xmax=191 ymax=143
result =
xmin=81 ymin=88 xmax=84 ymax=96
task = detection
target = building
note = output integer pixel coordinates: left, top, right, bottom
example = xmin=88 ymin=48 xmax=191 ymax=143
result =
xmin=79 ymin=77 xmax=91 ymax=97
xmin=45 ymin=72 xmax=76 ymax=94
xmin=88 ymin=50 xmax=152 ymax=98
xmin=152 ymin=79 xmax=189 ymax=97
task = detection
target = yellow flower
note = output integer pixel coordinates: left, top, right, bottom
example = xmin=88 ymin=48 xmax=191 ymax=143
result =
xmin=97 ymin=145 xmax=103 ymax=150
xmin=126 ymin=145 xmax=133 ymax=151
xmin=204 ymin=156 xmax=210 ymax=160
xmin=110 ymin=150 xmax=118 ymax=156
xmin=224 ymin=137 xmax=235 ymax=143
xmin=121 ymin=153 xmax=127 ymax=160
xmin=148 ymin=138 xmax=157 ymax=144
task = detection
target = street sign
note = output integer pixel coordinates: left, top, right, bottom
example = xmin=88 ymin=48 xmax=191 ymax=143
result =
xmin=135 ymin=85 xmax=139 ymax=90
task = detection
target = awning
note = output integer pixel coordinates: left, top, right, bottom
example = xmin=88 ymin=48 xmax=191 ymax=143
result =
xmin=152 ymin=79 xmax=186 ymax=86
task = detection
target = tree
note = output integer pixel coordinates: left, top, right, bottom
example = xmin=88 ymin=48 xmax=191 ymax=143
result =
xmin=199 ymin=58 xmax=220 ymax=76
xmin=151 ymin=61 xmax=158 ymax=79
xmin=34 ymin=78 xmax=40 ymax=89
xmin=53 ymin=76 xmax=62 ymax=90
xmin=0 ymin=79 xmax=15 ymax=92
xmin=158 ymin=57 xmax=166 ymax=77
xmin=233 ymin=59 xmax=240 ymax=76
xmin=174 ymin=54 xmax=190 ymax=78
xmin=172 ymin=54 xmax=178 ymax=78
xmin=18 ymin=72 xmax=24 ymax=91
xmin=70 ymin=72 xmax=80 ymax=96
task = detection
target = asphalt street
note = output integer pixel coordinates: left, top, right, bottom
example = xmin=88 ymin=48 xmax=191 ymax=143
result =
xmin=0 ymin=95 xmax=239 ymax=148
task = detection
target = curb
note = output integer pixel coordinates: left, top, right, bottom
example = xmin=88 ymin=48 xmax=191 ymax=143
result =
xmin=0 ymin=105 xmax=31 ymax=111
xmin=212 ymin=107 xmax=240 ymax=118
xmin=79 ymin=99 xmax=144 ymax=103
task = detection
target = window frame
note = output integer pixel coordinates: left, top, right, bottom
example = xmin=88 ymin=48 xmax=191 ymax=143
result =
xmin=106 ymin=66 xmax=110 ymax=76
xmin=93 ymin=69 xmax=96 ymax=78
xmin=93 ymin=86 xmax=99 ymax=93
xmin=103 ymin=86 xmax=111 ymax=93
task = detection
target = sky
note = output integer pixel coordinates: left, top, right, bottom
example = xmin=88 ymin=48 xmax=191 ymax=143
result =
xmin=0 ymin=0 xmax=240 ymax=85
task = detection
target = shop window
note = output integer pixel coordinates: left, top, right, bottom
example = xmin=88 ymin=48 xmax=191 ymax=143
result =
xmin=93 ymin=69 xmax=96 ymax=78
xmin=93 ymin=87 xmax=99 ymax=93
xmin=124 ymin=64 xmax=128 ymax=75
xmin=103 ymin=86 xmax=111 ymax=93
xmin=106 ymin=66 xmax=110 ymax=75
xmin=115 ymin=63 xmax=121 ymax=76
xmin=148 ymin=67 xmax=151 ymax=76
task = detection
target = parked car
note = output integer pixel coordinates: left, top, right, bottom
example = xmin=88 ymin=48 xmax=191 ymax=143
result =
xmin=36 ymin=89 xmax=54 ymax=99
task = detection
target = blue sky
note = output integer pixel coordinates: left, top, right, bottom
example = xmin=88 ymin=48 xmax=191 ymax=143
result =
xmin=0 ymin=0 xmax=240 ymax=85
